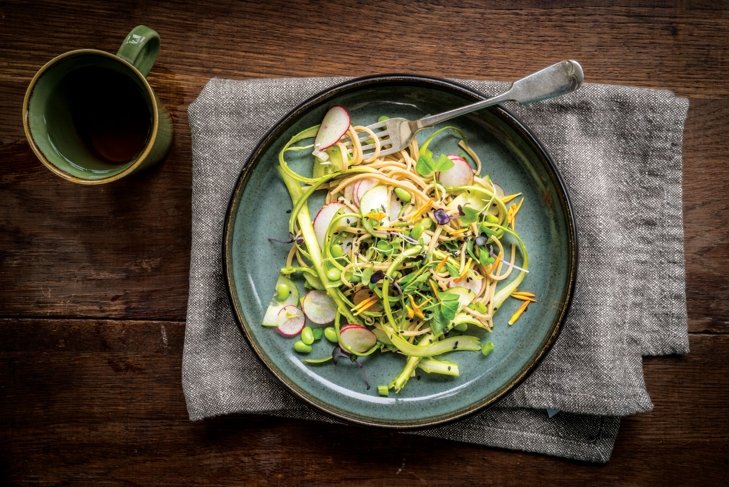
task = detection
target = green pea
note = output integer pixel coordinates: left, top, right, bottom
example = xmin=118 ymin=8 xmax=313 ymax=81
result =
xmin=326 ymin=267 xmax=341 ymax=281
xmin=330 ymin=244 xmax=344 ymax=258
xmin=301 ymin=326 xmax=315 ymax=345
xmin=377 ymin=115 xmax=390 ymax=122
xmin=394 ymin=187 xmax=412 ymax=204
xmin=377 ymin=384 xmax=390 ymax=396
xmin=275 ymin=283 xmax=290 ymax=302
xmin=486 ymin=214 xmax=499 ymax=223
xmin=324 ymin=326 xmax=338 ymax=343
xmin=420 ymin=218 xmax=433 ymax=230
xmin=376 ymin=240 xmax=392 ymax=252
xmin=293 ymin=340 xmax=312 ymax=354
xmin=410 ymin=225 xmax=424 ymax=239
xmin=453 ymin=322 xmax=468 ymax=332
xmin=481 ymin=340 xmax=495 ymax=357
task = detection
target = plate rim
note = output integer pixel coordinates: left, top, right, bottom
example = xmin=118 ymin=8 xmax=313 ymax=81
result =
xmin=223 ymin=73 xmax=578 ymax=429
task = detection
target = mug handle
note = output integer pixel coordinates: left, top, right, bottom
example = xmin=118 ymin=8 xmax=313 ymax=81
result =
xmin=116 ymin=25 xmax=160 ymax=77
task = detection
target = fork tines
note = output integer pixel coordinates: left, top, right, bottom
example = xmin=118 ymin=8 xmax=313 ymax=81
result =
xmin=341 ymin=121 xmax=392 ymax=156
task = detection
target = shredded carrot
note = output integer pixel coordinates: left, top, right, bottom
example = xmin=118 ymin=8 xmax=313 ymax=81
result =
xmin=429 ymin=279 xmax=441 ymax=297
xmin=445 ymin=226 xmax=468 ymax=236
xmin=506 ymin=198 xmax=525 ymax=228
xmin=512 ymin=290 xmax=535 ymax=298
xmin=511 ymin=290 xmax=537 ymax=302
xmin=434 ymin=255 xmax=450 ymax=273
xmin=410 ymin=199 xmax=434 ymax=221
xmin=508 ymin=300 xmax=530 ymax=325
xmin=405 ymin=304 xmax=415 ymax=319
xmin=352 ymin=295 xmax=378 ymax=315
xmin=364 ymin=210 xmax=386 ymax=221
xmin=408 ymin=295 xmax=426 ymax=319
xmin=502 ymin=192 xmax=522 ymax=204
xmin=458 ymin=258 xmax=473 ymax=279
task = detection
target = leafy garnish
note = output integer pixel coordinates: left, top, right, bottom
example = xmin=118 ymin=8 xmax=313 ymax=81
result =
xmin=478 ymin=247 xmax=495 ymax=265
xmin=459 ymin=205 xmax=480 ymax=225
xmin=416 ymin=150 xmax=454 ymax=177
xmin=431 ymin=291 xmax=460 ymax=337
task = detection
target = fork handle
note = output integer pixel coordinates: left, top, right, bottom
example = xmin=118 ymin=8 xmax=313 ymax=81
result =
xmin=414 ymin=60 xmax=584 ymax=130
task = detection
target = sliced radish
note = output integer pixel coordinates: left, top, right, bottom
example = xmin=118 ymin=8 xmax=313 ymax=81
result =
xmin=387 ymin=197 xmax=402 ymax=221
xmin=339 ymin=324 xmax=378 ymax=354
xmin=360 ymin=185 xmax=390 ymax=236
xmin=448 ymin=154 xmax=469 ymax=164
xmin=447 ymin=192 xmax=488 ymax=213
xmin=438 ymin=155 xmax=474 ymax=188
xmin=302 ymin=290 xmax=337 ymax=324
xmin=359 ymin=184 xmax=389 ymax=220
xmin=353 ymin=178 xmax=377 ymax=206
xmin=313 ymin=202 xmax=346 ymax=248
xmin=343 ymin=183 xmax=356 ymax=202
xmin=262 ymin=276 xmax=300 ymax=327
xmin=276 ymin=305 xmax=305 ymax=336
xmin=313 ymin=105 xmax=350 ymax=151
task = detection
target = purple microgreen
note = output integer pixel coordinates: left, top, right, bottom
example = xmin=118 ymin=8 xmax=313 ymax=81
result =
xmin=370 ymin=270 xmax=384 ymax=283
xmin=433 ymin=209 xmax=450 ymax=225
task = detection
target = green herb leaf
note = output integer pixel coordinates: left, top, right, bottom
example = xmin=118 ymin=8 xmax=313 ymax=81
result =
xmin=439 ymin=292 xmax=460 ymax=321
xmin=445 ymin=261 xmax=460 ymax=278
xmin=430 ymin=292 xmax=460 ymax=337
xmin=430 ymin=309 xmax=448 ymax=337
xmin=459 ymin=205 xmax=480 ymax=225
xmin=478 ymin=247 xmax=495 ymax=265
xmin=362 ymin=267 xmax=374 ymax=285
xmin=416 ymin=150 xmax=454 ymax=177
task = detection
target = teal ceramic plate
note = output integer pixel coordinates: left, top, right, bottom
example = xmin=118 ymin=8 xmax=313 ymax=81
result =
xmin=224 ymin=75 xmax=577 ymax=428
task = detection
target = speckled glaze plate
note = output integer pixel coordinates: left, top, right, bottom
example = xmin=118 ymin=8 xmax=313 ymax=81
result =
xmin=223 ymin=75 xmax=577 ymax=428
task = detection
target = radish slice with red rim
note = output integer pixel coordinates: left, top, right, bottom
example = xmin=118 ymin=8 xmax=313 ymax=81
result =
xmin=313 ymin=202 xmax=346 ymax=248
xmin=439 ymin=155 xmax=474 ymax=188
xmin=339 ymin=324 xmax=378 ymax=354
xmin=387 ymin=197 xmax=402 ymax=221
xmin=262 ymin=276 xmax=300 ymax=327
xmin=302 ymin=290 xmax=337 ymax=324
xmin=353 ymin=178 xmax=377 ymax=206
xmin=313 ymin=105 xmax=350 ymax=152
xmin=276 ymin=305 xmax=305 ymax=336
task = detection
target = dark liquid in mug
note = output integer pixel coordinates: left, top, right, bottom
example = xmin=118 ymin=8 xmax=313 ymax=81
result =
xmin=58 ymin=66 xmax=152 ymax=164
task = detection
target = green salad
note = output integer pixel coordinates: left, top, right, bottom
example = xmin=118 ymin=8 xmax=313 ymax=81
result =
xmin=260 ymin=105 xmax=534 ymax=396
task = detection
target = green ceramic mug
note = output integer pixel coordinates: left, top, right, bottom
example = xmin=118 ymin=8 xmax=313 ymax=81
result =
xmin=22 ymin=25 xmax=173 ymax=184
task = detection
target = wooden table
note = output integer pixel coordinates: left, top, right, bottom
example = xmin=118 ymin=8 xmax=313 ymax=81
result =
xmin=1 ymin=1 xmax=727 ymax=484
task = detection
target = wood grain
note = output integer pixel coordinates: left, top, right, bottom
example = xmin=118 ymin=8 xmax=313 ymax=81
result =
xmin=1 ymin=0 xmax=728 ymax=484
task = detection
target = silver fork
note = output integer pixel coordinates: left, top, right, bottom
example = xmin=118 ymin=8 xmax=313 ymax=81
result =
xmin=345 ymin=60 xmax=584 ymax=158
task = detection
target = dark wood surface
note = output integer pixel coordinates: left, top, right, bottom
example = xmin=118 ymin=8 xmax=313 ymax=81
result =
xmin=1 ymin=1 xmax=728 ymax=485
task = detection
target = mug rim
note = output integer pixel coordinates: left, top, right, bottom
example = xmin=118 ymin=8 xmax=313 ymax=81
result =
xmin=22 ymin=48 xmax=161 ymax=185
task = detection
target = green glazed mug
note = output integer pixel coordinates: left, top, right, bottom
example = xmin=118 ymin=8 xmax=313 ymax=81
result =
xmin=22 ymin=25 xmax=173 ymax=184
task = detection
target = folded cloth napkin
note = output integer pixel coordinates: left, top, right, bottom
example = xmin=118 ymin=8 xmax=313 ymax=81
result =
xmin=183 ymin=77 xmax=689 ymax=463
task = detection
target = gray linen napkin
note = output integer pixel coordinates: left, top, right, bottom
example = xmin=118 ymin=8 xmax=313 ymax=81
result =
xmin=183 ymin=77 xmax=689 ymax=463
